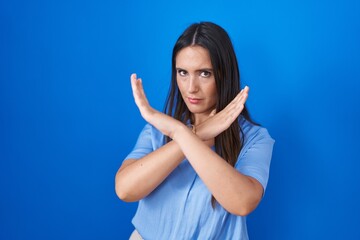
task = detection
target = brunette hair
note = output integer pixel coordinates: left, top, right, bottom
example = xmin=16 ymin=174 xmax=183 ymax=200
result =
xmin=164 ymin=22 xmax=255 ymax=207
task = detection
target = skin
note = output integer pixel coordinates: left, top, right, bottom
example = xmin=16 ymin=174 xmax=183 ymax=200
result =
xmin=176 ymin=46 xmax=218 ymax=125
xmin=115 ymin=46 xmax=263 ymax=216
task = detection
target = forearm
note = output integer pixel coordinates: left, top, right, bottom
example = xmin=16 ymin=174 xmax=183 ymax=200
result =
xmin=172 ymin=125 xmax=263 ymax=216
xmin=115 ymin=140 xmax=185 ymax=202
xmin=126 ymin=74 xmax=260 ymax=211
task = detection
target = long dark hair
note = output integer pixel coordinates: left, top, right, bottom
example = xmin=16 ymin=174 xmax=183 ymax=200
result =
xmin=164 ymin=22 xmax=255 ymax=207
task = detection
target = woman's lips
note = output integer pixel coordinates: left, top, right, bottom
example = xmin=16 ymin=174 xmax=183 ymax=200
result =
xmin=188 ymin=97 xmax=202 ymax=104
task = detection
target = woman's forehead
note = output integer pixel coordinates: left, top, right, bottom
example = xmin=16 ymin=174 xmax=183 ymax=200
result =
xmin=175 ymin=46 xmax=212 ymax=69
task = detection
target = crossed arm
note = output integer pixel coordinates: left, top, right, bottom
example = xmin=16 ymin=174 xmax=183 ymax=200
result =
xmin=115 ymin=74 xmax=263 ymax=216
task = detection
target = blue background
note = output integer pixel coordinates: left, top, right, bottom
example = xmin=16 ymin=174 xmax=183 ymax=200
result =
xmin=1 ymin=0 xmax=359 ymax=239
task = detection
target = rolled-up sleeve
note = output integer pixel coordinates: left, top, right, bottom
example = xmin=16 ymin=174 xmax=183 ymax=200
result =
xmin=235 ymin=128 xmax=275 ymax=193
xmin=125 ymin=124 xmax=154 ymax=160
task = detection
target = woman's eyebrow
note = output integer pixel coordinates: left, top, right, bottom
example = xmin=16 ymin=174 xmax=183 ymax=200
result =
xmin=196 ymin=68 xmax=213 ymax=71
xmin=176 ymin=67 xmax=213 ymax=71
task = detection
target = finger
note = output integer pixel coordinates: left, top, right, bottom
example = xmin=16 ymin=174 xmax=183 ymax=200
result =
xmin=130 ymin=73 xmax=139 ymax=92
xmin=232 ymin=92 xmax=247 ymax=111
xmin=131 ymin=78 xmax=141 ymax=98
xmin=235 ymin=86 xmax=249 ymax=102
xmin=130 ymin=75 xmax=145 ymax=105
xmin=136 ymin=78 xmax=149 ymax=103
xmin=228 ymin=88 xmax=245 ymax=107
xmin=217 ymin=86 xmax=250 ymax=116
xmin=226 ymin=90 xmax=249 ymax=118
xmin=242 ymin=86 xmax=249 ymax=96
xmin=239 ymin=88 xmax=249 ymax=105
xmin=225 ymin=90 xmax=244 ymax=112
xmin=137 ymin=78 xmax=146 ymax=97
xmin=229 ymin=86 xmax=249 ymax=109
xmin=130 ymin=74 xmax=145 ymax=98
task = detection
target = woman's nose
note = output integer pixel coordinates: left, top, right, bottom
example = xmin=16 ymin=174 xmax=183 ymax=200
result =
xmin=188 ymin=76 xmax=199 ymax=93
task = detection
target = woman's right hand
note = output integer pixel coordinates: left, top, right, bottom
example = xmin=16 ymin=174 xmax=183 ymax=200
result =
xmin=130 ymin=73 xmax=184 ymax=139
xmin=196 ymin=86 xmax=249 ymax=141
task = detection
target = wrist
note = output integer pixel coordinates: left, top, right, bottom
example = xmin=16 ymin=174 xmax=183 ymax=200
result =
xmin=172 ymin=123 xmax=191 ymax=141
xmin=193 ymin=124 xmax=206 ymax=140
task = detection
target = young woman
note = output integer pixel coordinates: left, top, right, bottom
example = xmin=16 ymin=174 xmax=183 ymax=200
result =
xmin=115 ymin=22 xmax=274 ymax=240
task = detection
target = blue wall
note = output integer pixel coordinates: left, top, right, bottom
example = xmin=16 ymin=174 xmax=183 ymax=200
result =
xmin=1 ymin=0 xmax=359 ymax=239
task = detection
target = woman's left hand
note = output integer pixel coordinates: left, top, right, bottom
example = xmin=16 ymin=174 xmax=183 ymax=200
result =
xmin=130 ymin=73 xmax=182 ymax=138
xmin=195 ymin=86 xmax=249 ymax=141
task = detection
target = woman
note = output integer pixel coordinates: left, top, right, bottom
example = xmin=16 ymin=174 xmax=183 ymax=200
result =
xmin=115 ymin=22 xmax=274 ymax=240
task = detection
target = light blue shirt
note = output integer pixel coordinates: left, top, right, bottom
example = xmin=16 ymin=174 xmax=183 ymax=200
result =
xmin=125 ymin=116 xmax=275 ymax=239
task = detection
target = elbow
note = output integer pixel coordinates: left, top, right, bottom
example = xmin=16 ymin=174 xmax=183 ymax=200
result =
xmin=115 ymin=178 xmax=126 ymax=201
xmin=115 ymin=183 xmax=129 ymax=201
xmin=229 ymin=205 xmax=256 ymax=217
xmin=116 ymin=192 xmax=133 ymax=202
xmin=225 ymin=196 xmax=261 ymax=216
xmin=115 ymin=181 xmax=138 ymax=202
xmin=229 ymin=181 xmax=264 ymax=216
xmin=115 ymin=173 xmax=136 ymax=202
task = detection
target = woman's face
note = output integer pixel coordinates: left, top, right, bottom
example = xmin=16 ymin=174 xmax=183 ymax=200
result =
xmin=176 ymin=46 xmax=218 ymax=123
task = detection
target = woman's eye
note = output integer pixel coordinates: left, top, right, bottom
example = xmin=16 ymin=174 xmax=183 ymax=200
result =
xmin=178 ymin=70 xmax=187 ymax=76
xmin=200 ymin=71 xmax=211 ymax=78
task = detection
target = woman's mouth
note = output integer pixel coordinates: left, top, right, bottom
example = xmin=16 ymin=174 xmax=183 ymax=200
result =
xmin=188 ymin=97 xmax=202 ymax=104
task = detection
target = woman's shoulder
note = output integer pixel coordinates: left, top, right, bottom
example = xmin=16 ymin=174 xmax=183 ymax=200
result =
xmin=238 ymin=115 xmax=275 ymax=145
